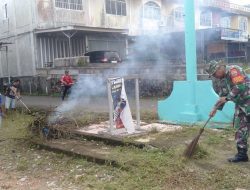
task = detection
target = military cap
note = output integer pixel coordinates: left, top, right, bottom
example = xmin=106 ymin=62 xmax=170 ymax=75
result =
xmin=206 ymin=60 xmax=220 ymax=77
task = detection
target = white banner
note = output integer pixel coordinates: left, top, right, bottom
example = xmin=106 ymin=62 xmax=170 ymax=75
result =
xmin=110 ymin=78 xmax=135 ymax=134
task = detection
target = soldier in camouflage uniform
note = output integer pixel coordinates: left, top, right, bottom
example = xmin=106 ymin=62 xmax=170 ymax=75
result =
xmin=207 ymin=61 xmax=250 ymax=162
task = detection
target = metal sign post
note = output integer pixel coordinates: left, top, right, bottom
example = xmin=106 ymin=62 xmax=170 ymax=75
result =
xmin=135 ymin=78 xmax=140 ymax=130
xmin=6 ymin=46 xmax=10 ymax=83
xmin=107 ymin=79 xmax=114 ymax=133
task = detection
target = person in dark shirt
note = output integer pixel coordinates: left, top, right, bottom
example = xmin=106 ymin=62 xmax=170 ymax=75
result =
xmin=5 ymin=79 xmax=20 ymax=113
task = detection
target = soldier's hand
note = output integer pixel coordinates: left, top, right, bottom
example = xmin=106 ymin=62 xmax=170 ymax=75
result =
xmin=218 ymin=97 xmax=227 ymax=104
xmin=209 ymin=108 xmax=217 ymax=118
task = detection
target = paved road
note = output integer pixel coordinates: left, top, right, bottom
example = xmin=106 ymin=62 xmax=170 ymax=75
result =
xmin=17 ymin=95 xmax=159 ymax=113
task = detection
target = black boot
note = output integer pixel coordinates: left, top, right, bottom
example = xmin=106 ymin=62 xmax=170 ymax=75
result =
xmin=228 ymin=147 xmax=249 ymax=163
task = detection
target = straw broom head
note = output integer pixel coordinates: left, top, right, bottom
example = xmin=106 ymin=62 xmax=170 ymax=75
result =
xmin=183 ymin=128 xmax=204 ymax=158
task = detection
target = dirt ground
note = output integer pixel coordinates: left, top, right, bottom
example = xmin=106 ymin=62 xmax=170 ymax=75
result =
xmin=1 ymin=111 xmax=250 ymax=190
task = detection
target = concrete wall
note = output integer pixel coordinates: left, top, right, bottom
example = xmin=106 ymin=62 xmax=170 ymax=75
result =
xmin=0 ymin=0 xmax=34 ymax=36
xmin=0 ymin=32 xmax=36 ymax=78
xmin=0 ymin=0 xmax=36 ymax=78
xmin=35 ymin=0 xmax=130 ymax=29
xmin=36 ymin=0 xmax=86 ymax=28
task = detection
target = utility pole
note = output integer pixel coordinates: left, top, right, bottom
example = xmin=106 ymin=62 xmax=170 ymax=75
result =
xmin=6 ymin=45 xmax=10 ymax=83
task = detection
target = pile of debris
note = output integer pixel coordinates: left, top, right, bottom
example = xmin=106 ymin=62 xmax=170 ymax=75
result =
xmin=28 ymin=110 xmax=80 ymax=139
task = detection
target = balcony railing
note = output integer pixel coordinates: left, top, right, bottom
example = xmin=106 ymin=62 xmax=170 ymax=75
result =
xmin=202 ymin=0 xmax=250 ymax=14
xmin=221 ymin=28 xmax=248 ymax=42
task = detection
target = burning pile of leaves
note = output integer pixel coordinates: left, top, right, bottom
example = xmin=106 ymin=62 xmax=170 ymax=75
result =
xmin=28 ymin=110 xmax=80 ymax=140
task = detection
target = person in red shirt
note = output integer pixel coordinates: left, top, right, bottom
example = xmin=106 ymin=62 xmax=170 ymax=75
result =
xmin=60 ymin=70 xmax=74 ymax=100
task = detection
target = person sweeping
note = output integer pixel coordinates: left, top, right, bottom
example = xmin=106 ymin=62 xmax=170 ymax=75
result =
xmin=5 ymin=79 xmax=21 ymax=113
xmin=206 ymin=60 xmax=250 ymax=163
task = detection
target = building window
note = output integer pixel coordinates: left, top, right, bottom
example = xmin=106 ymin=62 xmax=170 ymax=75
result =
xmin=106 ymin=0 xmax=126 ymax=16
xmin=2 ymin=3 xmax=8 ymax=19
xmin=239 ymin=16 xmax=248 ymax=31
xmin=200 ymin=11 xmax=212 ymax=27
xmin=143 ymin=1 xmax=161 ymax=20
xmin=220 ymin=17 xmax=230 ymax=28
xmin=174 ymin=7 xmax=184 ymax=21
xmin=55 ymin=0 xmax=83 ymax=10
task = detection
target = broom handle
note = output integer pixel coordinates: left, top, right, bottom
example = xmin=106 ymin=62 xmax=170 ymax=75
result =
xmin=201 ymin=116 xmax=212 ymax=130
xmin=201 ymin=102 xmax=223 ymax=132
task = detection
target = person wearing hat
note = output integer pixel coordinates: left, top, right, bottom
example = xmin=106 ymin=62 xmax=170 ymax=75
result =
xmin=60 ymin=70 xmax=74 ymax=101
xmin=207 ymin=61 xmax=250 ymax=162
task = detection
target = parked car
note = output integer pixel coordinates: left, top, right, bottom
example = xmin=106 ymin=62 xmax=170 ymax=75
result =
xmin=84 ymin=51 xmax=122 ymax=63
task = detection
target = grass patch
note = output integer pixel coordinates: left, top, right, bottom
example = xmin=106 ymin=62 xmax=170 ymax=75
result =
xmin=76 ymin=112 xmax=109 ymax=126
xmin=0 ymin=111 xmax=33 ymax=140
xmin=1 ymin=112 xmax=250 ymax=189
xmin=192 ymin=144 xmax=210 ymax=159
xmin=17 ymin=159 xmax=29 ymax=171
xmin=140 ymin=111 xmax=158 ymax=123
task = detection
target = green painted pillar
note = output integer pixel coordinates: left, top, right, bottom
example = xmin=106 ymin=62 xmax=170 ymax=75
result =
xmin=157 ymin=0 xmax=235 ymax=125
xmin=185 ymin=0 xmax=197 ymax=82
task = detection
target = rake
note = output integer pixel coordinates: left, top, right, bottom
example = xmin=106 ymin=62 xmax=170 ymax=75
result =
xmin=17 ymin=97 xmax=31 ymax=113
xmin=183 ymin=116 xmax=212 ymax=158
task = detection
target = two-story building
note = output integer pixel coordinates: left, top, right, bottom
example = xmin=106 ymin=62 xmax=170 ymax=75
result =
xmin=157 ymin=0 xmax=250 ymax=64
xmin=0 ymin=0 xmax=132 ymax=78
xmin=197 ymin=0 xmax=250 ymax=63
xmin=0 ymin=0 xmax=249 ymax=80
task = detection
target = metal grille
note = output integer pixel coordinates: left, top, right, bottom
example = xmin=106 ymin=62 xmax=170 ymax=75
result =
xmin=55 ymin=0 xmax=83 ymax=10
xmin=106 ymin=0 xmax=126 ymax=16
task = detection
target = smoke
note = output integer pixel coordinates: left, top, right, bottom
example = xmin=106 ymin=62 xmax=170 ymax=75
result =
xmin=48 ymin=0 xmax=245 ymax=123
xmin=48 ymin=74 xmax=106 ymax=123
xmin=48 ymin=1 xmax=190 ymax=122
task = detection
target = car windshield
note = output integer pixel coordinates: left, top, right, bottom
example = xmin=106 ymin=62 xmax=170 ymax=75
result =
xmin=105 ymin=52 xmax=119 ymax=59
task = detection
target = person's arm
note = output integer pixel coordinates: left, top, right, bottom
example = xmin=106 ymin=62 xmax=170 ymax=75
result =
xmin=226 ymin=67 xmax=246 ymax=102
xmin=209 ymin=98 xmax=228 ymax=117
xmin=210 ymin=67 xmax=247 ymax=117
xmin=10 ymin=86 xmax=18 ymax=96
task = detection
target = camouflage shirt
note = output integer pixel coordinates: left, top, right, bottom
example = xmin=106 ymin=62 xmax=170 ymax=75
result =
xmin=219 ymin=65 xmax=250 ymax=115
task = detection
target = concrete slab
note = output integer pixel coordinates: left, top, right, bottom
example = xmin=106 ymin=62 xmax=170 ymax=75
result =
xmin=33 ymin=139 xmax=119 ymax=166
xmin=75 ymin=120 xmax=182 ymax=137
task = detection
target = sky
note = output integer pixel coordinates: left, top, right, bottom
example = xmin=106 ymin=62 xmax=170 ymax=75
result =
xmin=230 ymin=0 xmax=250 ymax=5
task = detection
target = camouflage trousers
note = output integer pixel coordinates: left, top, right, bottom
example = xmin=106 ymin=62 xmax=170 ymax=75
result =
xmin=234 ymin=109 xmax=250 ymax=150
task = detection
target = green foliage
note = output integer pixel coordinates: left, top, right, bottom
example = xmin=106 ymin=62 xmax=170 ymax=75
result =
xmin=243 ymin=65 xmax=250 ymax=74
xmin=77 ymin=57 xmax=88 ymax=67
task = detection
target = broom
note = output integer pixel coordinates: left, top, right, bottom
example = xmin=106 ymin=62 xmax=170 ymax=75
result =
xmin=183 ymin=116 xmax=212 ymax=158
xmin=183 ymin=100 xmax=225 ymax=158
